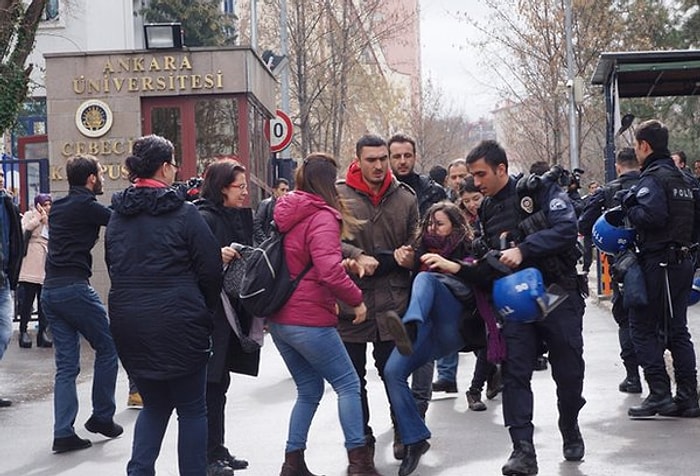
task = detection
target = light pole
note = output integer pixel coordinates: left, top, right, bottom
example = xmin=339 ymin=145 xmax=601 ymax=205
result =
xmin=251 ymin=0 xmax=258 ymax=51
xmin=565 ymin=0 xmax=579 ymax=170
xmin=279 ymin=0 xmax=291 ymax=160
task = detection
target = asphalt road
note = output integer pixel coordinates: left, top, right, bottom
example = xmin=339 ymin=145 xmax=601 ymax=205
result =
xmin=1 ymin=290 xmax=700 ymax=476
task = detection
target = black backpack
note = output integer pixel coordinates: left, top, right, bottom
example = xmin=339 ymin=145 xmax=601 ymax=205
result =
xmin=224 ymin=226 xmax=311 ymax=316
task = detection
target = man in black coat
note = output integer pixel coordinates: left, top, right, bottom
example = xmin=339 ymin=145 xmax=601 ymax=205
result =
xmin=43 ymin=155 xmax=122 ymax=453
xmin=0 ymin=170 xmax=24 ymax=407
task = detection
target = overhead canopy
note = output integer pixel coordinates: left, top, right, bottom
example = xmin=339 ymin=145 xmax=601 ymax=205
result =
xmin=592 ymin=50 xmax=700 ymax=98
xmin=591 ymin=49 xmax=700 ymax=182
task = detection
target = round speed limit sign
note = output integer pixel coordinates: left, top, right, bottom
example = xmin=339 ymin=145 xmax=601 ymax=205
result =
xmin=264 ymin=109 xmax=294 ymax=153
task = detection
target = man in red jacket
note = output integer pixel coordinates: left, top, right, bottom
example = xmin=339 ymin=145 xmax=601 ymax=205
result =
xmin=337 ymin=133 xmax=419 ymax=466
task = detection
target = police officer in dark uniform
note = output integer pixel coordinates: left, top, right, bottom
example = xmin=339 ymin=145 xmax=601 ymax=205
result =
xmin=578 ymin=147 xmax=642 ymax=394
xmin=466 ymin=140 xmax=586 ymax=476
xmin=622 ymin=119 xmax=700 ymax=418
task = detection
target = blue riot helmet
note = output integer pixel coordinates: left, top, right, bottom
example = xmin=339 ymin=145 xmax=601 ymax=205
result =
xmin=592 ymin=208 xmax=636 ymax=255
xmin=689 ymin=277 xmax=700 ymax=306
xmin=493 ymin=267 xmax=568 ymax=323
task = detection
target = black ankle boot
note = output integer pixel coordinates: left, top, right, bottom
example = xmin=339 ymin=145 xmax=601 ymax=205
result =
xmin=560 ymin=424 xmax=585 ymax=461
xmin=37 ymin=329 xmax=53 ymax=348
xmin=628 ymin=377 xmax=675 ymax=417
xmin=659 ymin=380 xmax=700 ymax=418
xmin=19 ymin=332 xmax=32 ymax=349
xmin=502 ymin=440 xmax=538 ymax=475
xmin=619 ymin=376 xmax=642 ymax=393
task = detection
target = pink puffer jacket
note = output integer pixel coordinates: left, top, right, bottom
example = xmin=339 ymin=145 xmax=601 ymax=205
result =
xmin=269 ymin=191 xmax=362 ymax=327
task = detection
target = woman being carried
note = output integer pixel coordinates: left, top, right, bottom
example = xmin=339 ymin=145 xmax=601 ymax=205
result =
xmin=383 ymin=201 xmax=480 ymax=476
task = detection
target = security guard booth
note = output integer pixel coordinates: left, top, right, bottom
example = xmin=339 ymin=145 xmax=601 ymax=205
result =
xmin=591 ymin=49 xmax=700 ymax=182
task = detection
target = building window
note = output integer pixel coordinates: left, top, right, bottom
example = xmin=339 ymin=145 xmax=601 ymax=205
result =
xmin=43 ymin=0 xmax=59 ymax=22
xmin=222 ymin=0 xmax=235 ymax=14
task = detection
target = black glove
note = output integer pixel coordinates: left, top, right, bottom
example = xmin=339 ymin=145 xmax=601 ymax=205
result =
xmin=620 ymin=187 xmax=638 ymax=210
xmin=373 ymin=250 xmax=399 ymax=277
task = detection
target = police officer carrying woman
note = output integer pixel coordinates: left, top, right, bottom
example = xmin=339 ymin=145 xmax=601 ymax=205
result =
xmin=466 ymin=140 xmax=586 ymax=476
xmin=621 ymin=119 xmax=700 ymax=419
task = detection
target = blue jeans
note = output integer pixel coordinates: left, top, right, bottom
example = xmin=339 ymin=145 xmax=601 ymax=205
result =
xmin=269 ymin=322 xmax=365 ymax=452
xmin=436 ymin=352 xmax=459 ymax=382
xmin=385 ymin=272 xmax=466 ymax=444
xmin=42 ymin=282 xmax=118 ymax=438
xmin=0 ymin=279 xmax=12 ymax=360
xmin=128 ymin=366 xmax=208 ymax=476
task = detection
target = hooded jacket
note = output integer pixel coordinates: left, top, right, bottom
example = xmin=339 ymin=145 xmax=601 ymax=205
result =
xmin=269 ymin=191 xmax=363 ymax=327
xmin=106 ymin=186 xmax=222 ymax=380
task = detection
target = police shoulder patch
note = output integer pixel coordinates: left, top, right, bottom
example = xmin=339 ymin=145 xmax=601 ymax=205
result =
xmin=549 ymin=198 xmax=566 ymax=211
xmin=520 ymin=196 xmax=534 ymax=214
xmin=636 ymin=186 xmax=650 ymax=198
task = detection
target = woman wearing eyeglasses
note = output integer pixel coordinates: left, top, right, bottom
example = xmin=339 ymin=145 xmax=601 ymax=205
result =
xmin=106 ymin=134 xmax=222 ymax=475
xmin=195 ymin=159 xmax=258 ymax=476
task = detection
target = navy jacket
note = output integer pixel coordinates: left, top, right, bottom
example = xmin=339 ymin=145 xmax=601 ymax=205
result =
xmin=106 ymin=186 xmax=222 ymax=380
xmin=45 ymin=186 xmax=111 ymax=284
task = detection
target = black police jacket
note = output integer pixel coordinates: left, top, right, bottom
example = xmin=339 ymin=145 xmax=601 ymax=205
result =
xmin=626 ymin=154 xmax=694 ymax=253
xmin=474 ymin=176 xmax=579 ymax=286
xmin=578 ymin=170 xmax=640 ymax=236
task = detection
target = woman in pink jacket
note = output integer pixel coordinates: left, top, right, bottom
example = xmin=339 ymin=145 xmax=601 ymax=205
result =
xmin=269 ymin=153 xmax=381 ymax=476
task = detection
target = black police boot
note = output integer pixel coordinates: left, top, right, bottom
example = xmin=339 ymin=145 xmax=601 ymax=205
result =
xmin=619 ymin=375 xmax=642 ymax=393
xmin=659 ymin=380 xmax=700 ymax=418
xmin=559 ymin=423 xmax=585 ymax=461
xmin=501 ymin=440 xmax=538 ymax=475
xmin=628 ymin=376 xmax=675 ymax=418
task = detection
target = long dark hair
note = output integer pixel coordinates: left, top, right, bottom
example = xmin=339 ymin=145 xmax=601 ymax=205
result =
xmin=412 ymin=201 xmax=472 ymax=248
xmin=295 ymin=152 xmax=362 ymax=238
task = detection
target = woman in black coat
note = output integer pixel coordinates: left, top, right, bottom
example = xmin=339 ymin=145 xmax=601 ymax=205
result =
xmin=195 ymin=159 xmax=259 ymax=475
xmin=106 ymin=135 xmax=222 ymax=475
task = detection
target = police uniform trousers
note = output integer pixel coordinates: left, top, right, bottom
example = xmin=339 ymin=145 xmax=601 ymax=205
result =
xmin=629 ymin=254 xmax=697 ymax=387
xmin=501 ymin=289 xmax=586 ymax=443
xmin=611 ymin=282 xmax=639 ymax=373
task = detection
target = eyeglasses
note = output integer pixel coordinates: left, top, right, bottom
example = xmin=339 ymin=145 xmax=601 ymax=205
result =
xmin=229 ymin=183 xmax=247 ymax=191
xmin=166 ymin=161 xmax=179 ymax=169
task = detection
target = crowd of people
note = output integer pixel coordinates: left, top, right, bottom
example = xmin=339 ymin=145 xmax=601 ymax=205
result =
xmin=0 ymin=121 xmax=698 ymax=476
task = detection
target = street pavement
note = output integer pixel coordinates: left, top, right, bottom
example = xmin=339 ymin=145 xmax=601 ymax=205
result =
xmin=2 ymin=288 xmax=700 ymax=475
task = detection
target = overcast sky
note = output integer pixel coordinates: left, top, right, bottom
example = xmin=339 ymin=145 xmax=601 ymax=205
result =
xmin=420 ymin=0 xmax=499 ymax=120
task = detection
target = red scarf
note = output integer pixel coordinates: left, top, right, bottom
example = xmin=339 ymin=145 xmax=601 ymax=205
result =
xmin=134 ymin=178 xmax=168 ymax=188
xmin=345 ymin=161 xmax=393 ymax=206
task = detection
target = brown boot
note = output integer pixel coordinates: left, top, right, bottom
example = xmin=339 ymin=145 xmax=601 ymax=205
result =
xmin=347 ymin=445 xmax=382 ymax=476
xmin=280 ymin=450 xmax=323 ymax=476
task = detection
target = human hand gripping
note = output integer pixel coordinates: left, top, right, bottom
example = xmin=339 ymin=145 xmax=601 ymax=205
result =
xmin=420 ymin=252 xmax=460 ymax=274
xmin=394 ymin=245 xmax=415 ymax=269
xmin=221 ymin=246 xmax=240 ymax=265
xmin=37 ymin=204 xmax=48 ymax=224
xmin=352 ymin=302 xmax=367 ymax=324
xmin=499 ymin=247 xmax=523 ymax=269
xmin=355 ymin=254 xmax=379 ymax=276
xmin=342 ymin=258 xmax=366 ymax=278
